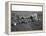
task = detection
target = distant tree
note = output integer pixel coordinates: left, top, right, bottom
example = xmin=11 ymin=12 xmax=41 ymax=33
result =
xmin=21 ymin=16 xmax=24 ymax=19
xmin=30 ymin=16 xmax=33 ymax=19
xmin=29 ymin=16 xmax=34 ymax=22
